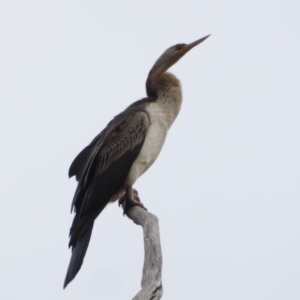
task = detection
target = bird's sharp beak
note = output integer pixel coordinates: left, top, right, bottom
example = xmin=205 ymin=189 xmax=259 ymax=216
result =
xmin=182 ymin=34 xmax=211 ymax=54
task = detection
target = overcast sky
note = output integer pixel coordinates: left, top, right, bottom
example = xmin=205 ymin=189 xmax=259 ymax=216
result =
xmin=0 ymin=1 xmax=299 ymax=299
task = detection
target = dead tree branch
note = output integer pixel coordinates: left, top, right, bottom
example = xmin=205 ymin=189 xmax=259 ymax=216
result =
xmin=125 ymin=206 xmax=163 ymax=300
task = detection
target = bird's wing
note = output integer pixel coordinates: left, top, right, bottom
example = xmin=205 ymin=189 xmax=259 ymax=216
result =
xmin=69 ymin=110 xmax=150 ymax=244
xmin=64 ymin=110 xmax=149 ymax=288
xmin=68 ymin=141 xmax=98 ymax=181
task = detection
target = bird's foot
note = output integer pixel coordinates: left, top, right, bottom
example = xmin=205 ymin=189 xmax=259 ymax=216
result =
xmin=119 ymin=188 xmax=147 ymax=215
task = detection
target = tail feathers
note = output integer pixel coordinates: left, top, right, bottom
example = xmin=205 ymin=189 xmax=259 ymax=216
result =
xmin=69 ymin=210 xmax=99 ymax=248
xmin=63 ymin=223 xmax=94 ymax=288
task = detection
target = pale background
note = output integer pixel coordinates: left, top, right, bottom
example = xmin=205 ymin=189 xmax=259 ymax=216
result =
xmin=0 ymin=1 xmax=299 ymax=299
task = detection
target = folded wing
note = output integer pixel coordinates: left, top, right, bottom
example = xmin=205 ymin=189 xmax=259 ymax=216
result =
xmin=64 ymin=110 xmax=149 ymax=288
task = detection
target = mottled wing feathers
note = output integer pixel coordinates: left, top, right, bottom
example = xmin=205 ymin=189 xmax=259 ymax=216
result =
xmin=68 ymin=111 xmax=149 ymax=245
xmin=64 ymin=107 xmax=150 ymax=288
xmin=95 ymin=112 xmax=149 ymax=176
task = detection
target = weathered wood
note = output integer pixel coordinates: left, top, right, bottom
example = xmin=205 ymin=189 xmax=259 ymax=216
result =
xmin=125 ymin=206 xmax=163 ymax=300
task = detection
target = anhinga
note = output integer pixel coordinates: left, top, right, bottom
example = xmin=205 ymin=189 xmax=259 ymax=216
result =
xmin=64 ymin=35 xmax=210 ymax=288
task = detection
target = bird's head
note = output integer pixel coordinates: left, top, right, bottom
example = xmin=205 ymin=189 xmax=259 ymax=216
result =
xmin=150 ymin=34 xmax=210 ymax=78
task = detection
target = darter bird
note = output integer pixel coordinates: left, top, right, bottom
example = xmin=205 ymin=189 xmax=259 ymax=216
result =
xmin=64 ymin=34 xmax=210 ymax=288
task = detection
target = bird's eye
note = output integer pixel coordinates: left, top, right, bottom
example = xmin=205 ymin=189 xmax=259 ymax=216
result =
xmin=175 ymin=44 xmax=185 ymax=52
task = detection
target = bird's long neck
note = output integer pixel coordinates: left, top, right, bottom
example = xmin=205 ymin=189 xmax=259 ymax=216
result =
xmin=146 ymin=59 xmax=180 ymax=98
xmin=146 ymin=65 xmax=182 ymax=128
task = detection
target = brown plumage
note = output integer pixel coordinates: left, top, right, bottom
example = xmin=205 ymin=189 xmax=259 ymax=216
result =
xmin=64 ymin=35 xmax=210 ymax=288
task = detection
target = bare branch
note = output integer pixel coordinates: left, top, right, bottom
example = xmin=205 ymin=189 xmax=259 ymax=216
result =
xmin=125 ymin=206 xmax=163 ymax=300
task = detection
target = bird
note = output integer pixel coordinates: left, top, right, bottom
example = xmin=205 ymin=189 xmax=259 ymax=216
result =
xmin=64 ymin=34 xmax=210 ymax=288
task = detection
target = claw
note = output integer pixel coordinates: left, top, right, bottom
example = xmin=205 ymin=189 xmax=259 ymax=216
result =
xmin=118 ymin=188 xmax=147 ymax=215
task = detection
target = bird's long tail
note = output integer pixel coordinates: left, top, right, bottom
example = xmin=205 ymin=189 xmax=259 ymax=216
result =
xmin=63 ymin=222 xmax=94 ymax=288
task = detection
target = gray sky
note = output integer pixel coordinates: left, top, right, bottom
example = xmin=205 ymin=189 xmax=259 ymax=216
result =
xmin=1 ymin=1 xmax=299 ymax=299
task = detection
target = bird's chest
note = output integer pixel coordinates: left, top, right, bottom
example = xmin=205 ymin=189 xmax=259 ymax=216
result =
xmin=125 ymin=88 xmax=182 ymax=187
xmin=125 ymin=106 xmax=169 ymax=186
xmin=138 ymin=114 xmax=168 ymax=169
